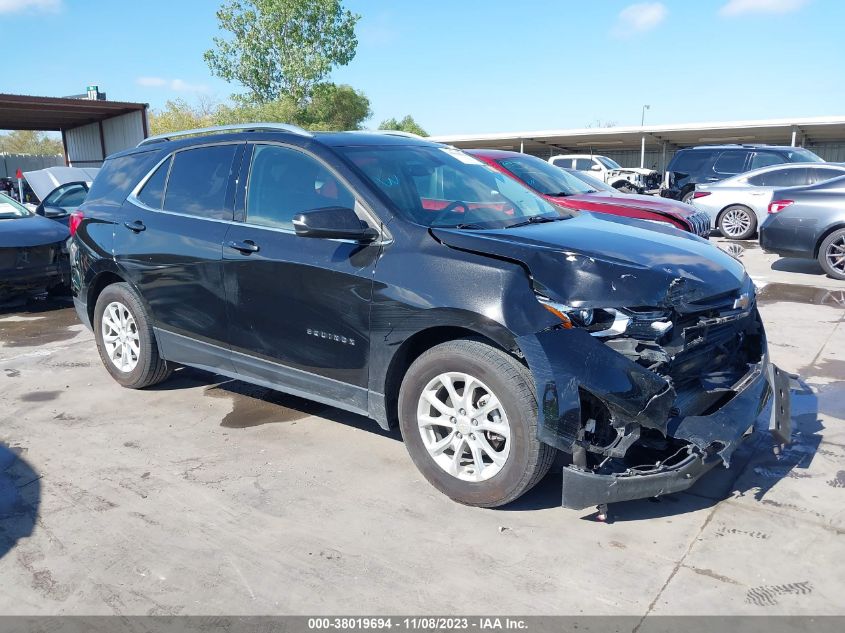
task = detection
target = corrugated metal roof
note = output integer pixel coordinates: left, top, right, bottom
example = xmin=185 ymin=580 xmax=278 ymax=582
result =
xmin=430 ymin=116 xmax=845 ymax=153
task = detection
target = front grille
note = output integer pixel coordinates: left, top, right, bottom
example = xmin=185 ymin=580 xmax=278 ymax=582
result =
xmin=688 ymin=211 xmax=712 ymax=237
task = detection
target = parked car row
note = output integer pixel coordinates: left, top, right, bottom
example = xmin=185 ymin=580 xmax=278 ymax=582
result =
xmin=66 ymin=123 xmax=790 ymax=513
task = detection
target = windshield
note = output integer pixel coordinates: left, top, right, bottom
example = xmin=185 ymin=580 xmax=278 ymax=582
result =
xmin=497 ymin=155 xmax=600 ymax=196
xmin=597 ymin=156 xmax=622 ymax=170
xmin=0 ymin=193 xmax=32 ymax=219
xmin=339 ymin=145 xmax=566 ymax=229
xmin=786 ymin=148 xmax=823 ymax=163
xmin=564 ymin=168 xmax=617 ymax=192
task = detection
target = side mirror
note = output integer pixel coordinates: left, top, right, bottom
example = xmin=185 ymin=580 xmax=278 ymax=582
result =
xmin=293 ymin=206 xmax=379 ymax=242
xmin=590 ymin=164 xmax=602 ymax=172
xmin=42 ymin=205 xmax=66 ymax=218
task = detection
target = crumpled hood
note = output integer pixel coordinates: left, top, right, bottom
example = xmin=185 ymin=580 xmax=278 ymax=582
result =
xmin=0 ymin=213 xmax=69 ymax=248
xmin=431 ymin=212 xmax=747 ymax=310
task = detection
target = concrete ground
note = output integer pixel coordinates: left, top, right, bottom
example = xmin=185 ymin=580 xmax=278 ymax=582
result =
xmin=0 ymin=237 xmax=842 ymax=617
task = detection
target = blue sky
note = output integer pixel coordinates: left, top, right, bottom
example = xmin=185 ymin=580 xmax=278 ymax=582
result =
xmin=2 ymin=0 xmax=843 ymax=135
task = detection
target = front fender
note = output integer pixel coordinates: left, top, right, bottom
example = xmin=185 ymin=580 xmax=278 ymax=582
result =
xmin=517 ymin=327 xmax=675 ymax=453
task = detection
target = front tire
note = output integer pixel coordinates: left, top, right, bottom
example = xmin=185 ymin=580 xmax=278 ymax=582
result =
xmin=818 ymin=228 xmax=845 ymax=280
xmin=398 ymin=339 xmax=555 ymax=508
xmin=94 ymin=282 xmax=172 ymax=389
xmin=718 ymin=205 xmax=757 ymax=240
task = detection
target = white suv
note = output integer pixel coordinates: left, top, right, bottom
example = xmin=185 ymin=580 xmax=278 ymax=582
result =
xmin=549 ymin=154 xmax=661 ymax=194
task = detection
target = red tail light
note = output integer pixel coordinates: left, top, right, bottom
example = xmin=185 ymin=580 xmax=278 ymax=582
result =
xmin=768 ymin=200 xmax=793 ymax=214
xmin=692 ymin=191 xmax=711 ymax=199
xmin=69 ymin=211 xmax=84 ymax=236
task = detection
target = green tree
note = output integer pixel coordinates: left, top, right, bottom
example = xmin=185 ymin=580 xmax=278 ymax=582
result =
xmin=148 ymin=98 xmax=218 ymax=135
xmin=204 ymin=0 xmax=360 ymax=105
xmin=378 ymin=115 xmax=428 ymax=137
xmin=0 ymin=130 xmax=63 ymax=155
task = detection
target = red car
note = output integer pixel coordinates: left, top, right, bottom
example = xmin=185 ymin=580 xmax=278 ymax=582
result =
xmin=467 ymin=149 xmax=711 ymax=237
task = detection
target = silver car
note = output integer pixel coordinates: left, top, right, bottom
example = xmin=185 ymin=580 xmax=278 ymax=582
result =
xmin=691 ymin=162 xmax=845 ymax=240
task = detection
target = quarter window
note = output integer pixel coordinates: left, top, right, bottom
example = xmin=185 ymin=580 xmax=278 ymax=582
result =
xmin=245 ymin=144 xmax=356 ymax=229
xmin=137 ymin=156 xmax=171 ymax=210
xmin=163 ymin=145 xmax=238 ymax=219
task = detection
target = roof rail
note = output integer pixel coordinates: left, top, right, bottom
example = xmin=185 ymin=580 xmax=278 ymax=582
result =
xmin=138 ymin=122 xmax=312 ymax=147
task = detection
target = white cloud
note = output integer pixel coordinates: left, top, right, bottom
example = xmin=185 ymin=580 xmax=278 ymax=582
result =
xmin=136 ymin=77 xmax=209 ymax=93
xmin=0 ymin=0 xmax=61 ymax=14
xmin=719 ymin=0 xmax=811 ymax=16
xmin=612 ymin=2 xmax=668 ymax=37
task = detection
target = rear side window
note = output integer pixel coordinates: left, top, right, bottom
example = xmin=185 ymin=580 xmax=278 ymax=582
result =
xmin=809 ymin=167 xmax=845 ymax=184
xmin=551 ymin=158 xmax=571 ymax=169
xmin=163 ymin=145 xmax=238 ymax=219
xmin=747 ymin=168 xmax=809 ymax=187
xmin=712 ymin=151 xmax=748 ymax=175
xmin=668 ymin=150 xmax=717 ymax=174
xmin=137 ymin=156 xmax=172 ymax=209
xmin=85 ymin=150 xmax=161 ymax=206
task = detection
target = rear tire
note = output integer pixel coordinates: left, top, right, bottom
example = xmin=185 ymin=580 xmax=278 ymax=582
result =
xmin=818 ymin=228 xmax=845 ymax=280
xmin=398 ymin=339 xmax=555 ymax=508
xmin=681 ymin=189 xmax=696 ymax=204
xmin=93 ymin=282 xmax=172 ymax=389
xmin=718 ymin=205 xmax=757 ymax=240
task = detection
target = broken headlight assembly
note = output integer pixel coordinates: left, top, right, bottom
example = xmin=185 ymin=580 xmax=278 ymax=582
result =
xmin=537 ymin=297 xmax=673 ymax=340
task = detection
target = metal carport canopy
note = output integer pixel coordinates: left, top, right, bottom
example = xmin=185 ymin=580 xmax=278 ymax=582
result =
xmin=430 ymin=115 xmax=845 ymax=153
xmin=0 ymin=93 xmax=147 ymax=131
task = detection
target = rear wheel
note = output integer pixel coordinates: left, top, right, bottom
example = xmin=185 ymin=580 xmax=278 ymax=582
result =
xmin=818 ymin=228 xmax=845 ymax=280
xmin=93 ymin=282 xmax=172 ymax=389
xmin=718 ymin=205 xmax=757 ymax=240
xmin=398 ymin=339 xmax=555 ymax=508
xmin=681 ymin=189 xmax=696 ymax=204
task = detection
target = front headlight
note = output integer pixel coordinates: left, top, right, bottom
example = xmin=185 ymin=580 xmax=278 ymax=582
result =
xmin=538 ymin=297 xmax=672 ymax=339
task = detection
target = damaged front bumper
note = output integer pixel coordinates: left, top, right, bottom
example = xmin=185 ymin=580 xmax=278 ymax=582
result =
xmin=560 ymin=360 xmax=790 ymax=510
xmin=518 ymin=312 xmax=792 ymax=511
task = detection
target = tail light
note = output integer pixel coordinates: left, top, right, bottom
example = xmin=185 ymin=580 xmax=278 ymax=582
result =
xmin=768 ymin=200 xmax=793 ymax=214
xmin=692 ymin=191 xmax=711 ymax=199
xmin=69 ymin=210 xmax=84 ymax=236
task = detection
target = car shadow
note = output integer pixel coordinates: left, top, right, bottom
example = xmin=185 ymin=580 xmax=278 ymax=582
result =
xmin=771 ymin=257 xmax=826 ymax=276
xmin=0 ymin=292 xmax=73 ymax=317
xmin=0 ymin=442 xmax=41 ymax=561
xmin=501 ymin=379 xmax=821 ymax=519
xmin=148 ymin=366 xmax=402 ymax=441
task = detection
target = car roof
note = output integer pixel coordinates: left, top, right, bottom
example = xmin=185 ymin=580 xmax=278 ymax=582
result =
xmin=108 ymin=126 xmax=442 ymax=161
xmin=682 ymin=144 xmax=804 ymax=151
xmin=466 ymin=148 xmax=527 ymax=159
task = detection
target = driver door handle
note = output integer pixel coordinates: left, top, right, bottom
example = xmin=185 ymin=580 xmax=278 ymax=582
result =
xmin=227 ymin=239 xmax=260 ymax=254
xmin=124 ymin=220 xmax=146 ymax=232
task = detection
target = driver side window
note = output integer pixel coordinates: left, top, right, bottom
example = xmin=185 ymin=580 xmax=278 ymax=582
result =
xmin=246 ymin=145 xmax=356 ymax=229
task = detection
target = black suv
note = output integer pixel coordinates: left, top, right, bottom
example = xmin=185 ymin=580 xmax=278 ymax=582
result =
xmin=69 ymin=124 xmax=790 ymax=511
xmin=662 ymin=144 xmax=823 ymax=203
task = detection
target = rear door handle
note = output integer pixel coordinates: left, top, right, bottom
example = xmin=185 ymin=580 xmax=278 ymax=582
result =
xmin=227 ymin=239 xmax=260 ymax=254
xmin=124 ymin=220 xmax=146 ymax=232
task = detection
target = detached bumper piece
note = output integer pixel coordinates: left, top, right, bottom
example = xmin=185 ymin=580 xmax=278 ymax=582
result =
xmin=560 ymin=358 xmax=790 ymax=510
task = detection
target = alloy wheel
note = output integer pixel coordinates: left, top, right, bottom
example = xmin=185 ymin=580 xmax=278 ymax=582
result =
xmin=101 ymin=301 xmax=141 ymax=373
xmin=721 ymin=208 xmax=752 ymax=238
xmin=416 ymin=372 xmax=511 ymax=482
xmin=825 ymin=234 xmax=845 ymax=275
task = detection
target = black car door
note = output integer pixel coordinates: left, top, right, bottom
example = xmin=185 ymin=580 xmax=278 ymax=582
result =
xmin=222 ymin=142 xmax=380 ymax=414
xmin=115 ymin=142 xmax=243 ymax=365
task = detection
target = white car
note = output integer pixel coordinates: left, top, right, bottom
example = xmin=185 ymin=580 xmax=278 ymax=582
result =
xmin=692 ymin=162 xmax=845 ymax=240
xmin=548 ymin=154 xmax=661 ymax=194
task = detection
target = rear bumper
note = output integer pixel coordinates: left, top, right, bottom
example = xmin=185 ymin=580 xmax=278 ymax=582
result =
xmin=559 ymin=359 xmax=791 ymax=510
